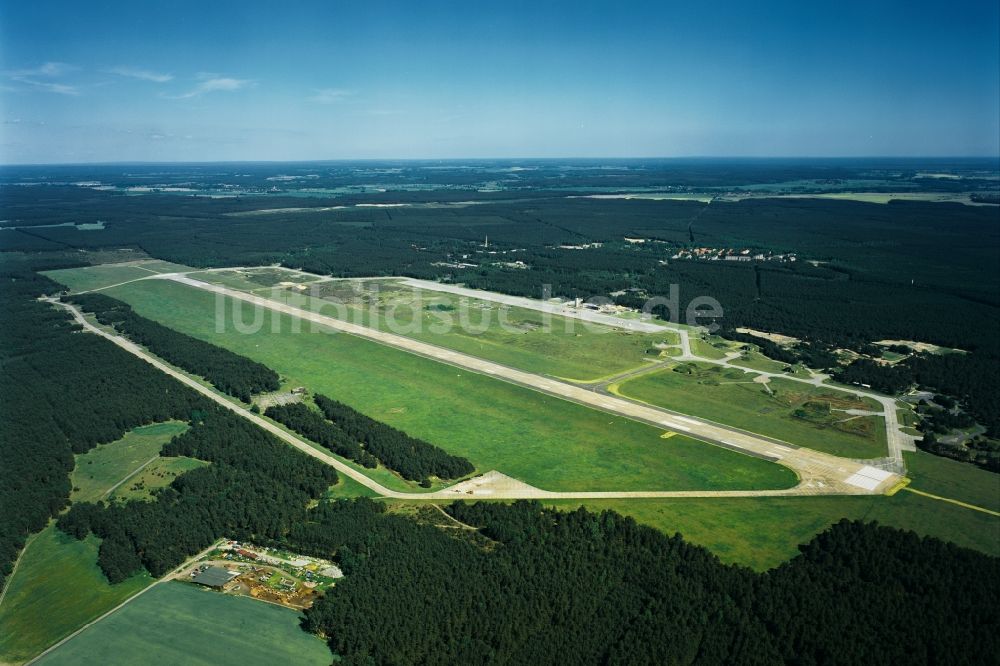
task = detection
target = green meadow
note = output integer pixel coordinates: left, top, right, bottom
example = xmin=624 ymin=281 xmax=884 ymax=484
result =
xmin=551 ymin=490 xmax=999 ymax=571
xmin=110 ymin=456 xmax=208 ymax=502
xmin=2 ymin=423 xmax=199 ymax=663
xmin=729 ymin=351 xmax=791 ymax=374
xmin=35 ymin=582 xmax=330 ymax=666
xmin=688 ymin=337 xmax=732 ymax=359
xmin=47 ymin=264 xmax=157 ymax=293
xmin=201 ymin=273 xmax=681 ymax=382
xmin=615 ymin=363 xmax=887 ymax=457
xmin=47 ymin=264 xmax=683 ymax=383
xmin=70 ymin=422 xmax=190 ymax=503
xmin=559 ymin=448 xmax=999 ymax=570
xmin=94 ymin=277 xmax=796 ymax=492
xmin=902 ymin=449 xmax=1000 ymax=513
xmin=370 ymin=447 xmax=1000 ymax=571
xmin=0 ymin=525 xmax=153 ymax=664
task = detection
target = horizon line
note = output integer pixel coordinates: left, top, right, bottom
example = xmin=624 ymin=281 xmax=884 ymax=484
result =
xmin=2 ymin=155 xmax=999 ymax=167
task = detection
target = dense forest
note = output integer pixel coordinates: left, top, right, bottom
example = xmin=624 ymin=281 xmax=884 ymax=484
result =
xmin=830 ymin=355 xmax=1000 ymax=440
xmin=0 ymin=265 xmax=208 ymax=590
xmin=65 ymin=292 xmax=280 ymax=402
xmin=295 ymin=499 xmax=999 ymax=665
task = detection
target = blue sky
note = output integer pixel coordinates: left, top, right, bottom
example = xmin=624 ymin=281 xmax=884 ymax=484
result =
xmin=1 ymin=1 xmax=998 ymax=163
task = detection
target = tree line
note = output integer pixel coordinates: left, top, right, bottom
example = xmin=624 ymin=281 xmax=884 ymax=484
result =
xmin=266 ymin=396 xmax=474 ymax=483
xmin=314 ymin=394 xmax=474 ymax=482
xmin=265 ymin=402 xmax=379 ymax=468
xmin=0 ymin=266 xmax=208 ymax=591
xmin=66 ymin=292 xmax=280 ymax=402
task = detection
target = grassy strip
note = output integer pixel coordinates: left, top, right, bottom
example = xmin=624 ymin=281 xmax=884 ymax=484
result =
xmin=546 ymin=492 xmax=999 ymax=571
xmin=70 ymin=422 xmax=189 ymax=503
xmin=615 ymin=363 xmax=887 ymax=457
xmin=100 ymin=278 xmax=796 ymax=492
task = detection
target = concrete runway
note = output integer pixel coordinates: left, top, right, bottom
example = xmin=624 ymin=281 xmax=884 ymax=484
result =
xmin=137 ymin=275 xmax=903 ymax=497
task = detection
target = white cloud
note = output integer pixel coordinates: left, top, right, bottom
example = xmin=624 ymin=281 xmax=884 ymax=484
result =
xmin=107 ymin=66 xmax=173 ymax=83
xmin=198 ymin=78 xmax=251 ymax=93
xmin=167 ymin=77 xmax=255 ymax=99
xmin=4 ymin=62 xmax=76 ymax=77
xmin=11 ymin=77 xmax=80 ymax=95
xmin=309 ymin=88 xmax=354 ymax=104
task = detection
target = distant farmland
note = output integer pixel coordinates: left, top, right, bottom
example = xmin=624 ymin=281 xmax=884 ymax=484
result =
xmin=35 ymin=582 xmax=330 ymax=666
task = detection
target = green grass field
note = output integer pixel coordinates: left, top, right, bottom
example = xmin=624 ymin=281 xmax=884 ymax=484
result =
xmin=689 ymin=337 xmax=731 ymax=360
xmin=548 ymin=446 xmax=1000 ymax=569
xmin=48 ymin=264 xmax=158 ymax=293
xmin=86 ymin=277 xmax=796 ymax=492
xmin=47 ymin=264 xmax=682 ymax=382
xmin=550 ymin=490 xmax=999 ymax=571
xmin=110 ymin=456 xmax=208 ymax=502
xmin=903 ymin=450 xmax=1000 ymax=513
xmin=35 ymin=582 xmax=330 ymax=666
xmin=0 ymin=525 xmax=153 ymax=664
xmin=362 ymin=464 xmax=998 ymax=571
xmin=615 ymin=363 xmax=887 ymax=457
xmin=70 ymin=422 xmax=189 ymax=503
xmin=210 ymin=274 xmax=681 ymax=382
xmin=324 ymin=475 xmax=382 ymax=500
xmin=186 ymin=269 xmax=321 ymax=292
xmin=729 ymin=351 xmax=790 ymax=374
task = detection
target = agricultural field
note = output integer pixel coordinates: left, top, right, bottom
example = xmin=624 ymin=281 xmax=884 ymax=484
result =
xmin=89 ymin=276 xmax=796 ymax=492
xmin=614 ymin=363 xmax=887 ymax=458
xmin=0 ymin=525 xmax=153 ymax=664
xmin=70 ymin=422 xmax=190 ymax=503
xmin=35 ymin=582 xmax=330 ymax=666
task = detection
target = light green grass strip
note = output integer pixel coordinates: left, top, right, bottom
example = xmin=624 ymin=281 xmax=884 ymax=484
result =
xmin=902 ymin=487 xmax=1000 ymax=517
